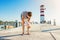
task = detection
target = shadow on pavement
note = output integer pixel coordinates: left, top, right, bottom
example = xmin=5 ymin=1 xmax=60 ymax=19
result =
xmin=0 ymin=34 xmax=23 ymax=40
xmin=0 ymin=36 xmax=10 ymax=40
xmin=0 ymin=39 xmax=10 ymax=40
xmin=41 ymin=28 xmax=60 ymax=32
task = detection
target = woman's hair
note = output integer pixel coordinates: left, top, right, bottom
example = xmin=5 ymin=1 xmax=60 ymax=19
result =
xmin=27 ymin=12 xmax=32 ymax=17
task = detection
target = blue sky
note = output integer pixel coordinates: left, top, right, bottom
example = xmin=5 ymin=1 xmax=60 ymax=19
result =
xmin=0 ymin=0 xmax=40 ymax=22
xmin=0 ymin=0 xmax=60 ymax=26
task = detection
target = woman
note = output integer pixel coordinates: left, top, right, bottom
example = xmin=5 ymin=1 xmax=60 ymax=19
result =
xmin=21 ymin=11 xmax=32 ymax=35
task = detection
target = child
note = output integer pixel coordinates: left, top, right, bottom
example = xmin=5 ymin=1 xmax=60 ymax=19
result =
xmin=24 ymin=18 xmax=31 ymax=28
xmin=21 ymin=11 xmax=32 ymax=35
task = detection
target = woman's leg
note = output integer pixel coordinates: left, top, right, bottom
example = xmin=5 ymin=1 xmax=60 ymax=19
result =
xmin=21 ymin=16 xmax=24 ymax=34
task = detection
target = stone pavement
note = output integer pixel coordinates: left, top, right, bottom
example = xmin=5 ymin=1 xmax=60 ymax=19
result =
xmin=0 ymin=24 xmax=60 ymax=40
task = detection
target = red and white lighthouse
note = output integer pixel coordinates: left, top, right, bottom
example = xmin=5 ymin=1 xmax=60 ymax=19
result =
xmin=40 ymin=5 xmax=46 ymax=23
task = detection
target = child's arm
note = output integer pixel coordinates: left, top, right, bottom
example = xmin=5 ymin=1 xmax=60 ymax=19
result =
xmin=26 ymin=14 xmax=31 ymax=19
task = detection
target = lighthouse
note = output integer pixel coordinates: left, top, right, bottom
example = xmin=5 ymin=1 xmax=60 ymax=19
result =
xmin=40 ymin=5 xmax=46 ymax=23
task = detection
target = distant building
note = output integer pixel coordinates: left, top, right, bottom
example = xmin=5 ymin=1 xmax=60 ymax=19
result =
xmin=0 ymin=20 xmax=22 ymax=30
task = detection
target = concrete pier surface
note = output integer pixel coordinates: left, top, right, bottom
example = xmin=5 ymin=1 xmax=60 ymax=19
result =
xmin=0 ymin=24 xmax=60 ymax=40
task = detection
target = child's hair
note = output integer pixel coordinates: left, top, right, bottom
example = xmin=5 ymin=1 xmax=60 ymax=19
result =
xmin=27 ymin=12 xmax=32 ymax=17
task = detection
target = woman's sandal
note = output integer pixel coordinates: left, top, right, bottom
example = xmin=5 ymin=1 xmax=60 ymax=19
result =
xmin=21 ymin=33 xmax=24 ymax=35
xmin=26 ymin=33 xmax=30 ymax=35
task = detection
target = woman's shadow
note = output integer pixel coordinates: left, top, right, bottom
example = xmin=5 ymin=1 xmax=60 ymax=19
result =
xmin=0 ymin=34 xmax=23 ymax=40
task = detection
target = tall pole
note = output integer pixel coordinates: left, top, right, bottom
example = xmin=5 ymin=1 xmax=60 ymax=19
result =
xmin=54 ymin=19 xmax=56 ymax=26
xmin=15 ymin=20 xmax=18 ymax=27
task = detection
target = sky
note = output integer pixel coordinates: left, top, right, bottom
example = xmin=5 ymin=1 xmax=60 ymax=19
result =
xmin=0 ymin=0 xmax=40 ymax=22
xmin=0 ymin=0 xmax=60 ymax=26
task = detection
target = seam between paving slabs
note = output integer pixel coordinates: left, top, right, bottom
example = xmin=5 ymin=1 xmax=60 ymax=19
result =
xmin=49 ymin=32 xmax=56 ymax=40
